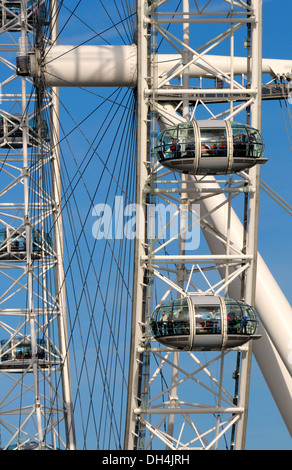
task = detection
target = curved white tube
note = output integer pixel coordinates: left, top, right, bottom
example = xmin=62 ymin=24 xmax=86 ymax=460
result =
xmin=188 ymin=174 xmax=292 ymax=436
xmin=29 ymin=45 xmax=292 ymax=87
xmin=157 ymin=54 xmax=292 ymax=80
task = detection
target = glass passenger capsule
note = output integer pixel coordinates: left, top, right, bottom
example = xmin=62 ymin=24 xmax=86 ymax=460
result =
xmin=150 ymin=295 xmax=260 ymax=351
xmin=0 ymin=1 xmax=48 ymax=31
xmin=0 ymin=113 xmax=49 ymax=148
xmin=5 ymin=440 xmax=58 ymax=450
xmin=154 ymin=120 xmax=266 ymax=175
xmin=0 ymin=227 xmax=52 ymax=260
xmin=0 ymin=337 xmax=59 ymax=370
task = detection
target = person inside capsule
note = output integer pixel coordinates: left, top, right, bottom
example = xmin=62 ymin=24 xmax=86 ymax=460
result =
xmin=201 ymin=129 xmax=227 ymax=157
xmin=170 ymin=137 xmax=181 ymax=158
xmin=195 ymin=305 xmax=221 ymax=334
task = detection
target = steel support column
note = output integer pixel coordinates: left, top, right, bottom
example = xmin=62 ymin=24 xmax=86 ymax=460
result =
xmin=124 ymin=0 xmax=149 ymax=450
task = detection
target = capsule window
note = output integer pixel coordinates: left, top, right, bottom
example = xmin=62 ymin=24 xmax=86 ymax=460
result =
xmin=11 ymin=233 xmax=26 ymax=252
xmin=246 ymin=125 xmax=264 ymax=158
xmin=0 ymin=340 xmax=11 ymax=361
xmin=225 ymin=299 xmax=258 ymax=335
xmin=155 ymin=133 xmax=165 ymax=161
xmin=177 ymin=122 xmax=195 ymax=158
xmin=15 ymin=343 xmax=30 ymax=360
xmin=226 ymin=301 xmax=243 ymax=334
xmin=200 ymin=128 xmax=227 ymax=157
xmin=155 ymin=128 xmax=180 ymax=161
xmin=0 ymin=228 xmax=52 ymax=258
xmin=0 ymin=339 xmax=50 ymax=362
xmin=195 ymin=305 xmax=221 ymax=334
xmin=0 ymin=229 xmax=5 ymax=246
xmin=165 ymin=128 xmax=181 ymax=159
xmin=232 ymin=123 xmax=264 ymax=159
xmin=150 ymin=298 xmax=190 ymax=337
xmin=232 ymin=124 xmax=249 ymax=158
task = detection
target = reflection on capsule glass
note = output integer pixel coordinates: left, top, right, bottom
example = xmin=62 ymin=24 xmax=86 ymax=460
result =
xmin=150 ymin=295 xmax=260 ymax=351
xmin=0 ymin=114 xmax=49 ymax=149
xmin=0 ymin=337 xmax=59 ymax=371
xmin=155 ymin=120 xmax=267 ymax=175
xmin=0 ymin=227 xmax=52 ymax=261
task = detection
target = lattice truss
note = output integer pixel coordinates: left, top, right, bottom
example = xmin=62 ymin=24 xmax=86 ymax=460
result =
xmin=0 ymin=0 xmax=70 ymax=449
xmin=0 ymin=0 xmax=290 ymax=451
xmin=133 ymin=0 xmax=263 ymax=450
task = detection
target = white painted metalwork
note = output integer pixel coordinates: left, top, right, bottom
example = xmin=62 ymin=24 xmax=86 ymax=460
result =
xmin=0 ymin=0 xmax=291 ymax=451
xmin=0 ymin=0 xmax=76 ymax=450
xmin=124 ymin=0 xmax=292 ymax=451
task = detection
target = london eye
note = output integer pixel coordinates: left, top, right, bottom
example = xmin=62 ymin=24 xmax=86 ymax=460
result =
xmin=0 ymin=0 xmax=291 ymax=451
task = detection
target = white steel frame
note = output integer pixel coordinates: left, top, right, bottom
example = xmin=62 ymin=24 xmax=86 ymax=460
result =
xmin=0 ymin=0 xmax=291 ymax=450
xmin=0 ymin=0 xmax=75 ymax=450
xmin=125 ymin=0 xmax=265 ymax=450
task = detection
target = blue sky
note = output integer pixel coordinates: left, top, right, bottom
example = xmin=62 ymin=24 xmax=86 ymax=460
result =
xmin=245 ymin=0 xmax=292 ymax=449
xmin=259 ymin=0 xmax=292 ymax=299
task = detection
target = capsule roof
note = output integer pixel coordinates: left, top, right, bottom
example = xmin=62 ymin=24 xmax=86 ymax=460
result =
xmin=150 ymin=294 xmax=260 ymax=351
xmin=154 ymin=120 xmax=266 ymax=175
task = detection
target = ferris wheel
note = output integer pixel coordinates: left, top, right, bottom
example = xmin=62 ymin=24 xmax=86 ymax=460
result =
xmin=0 ymin=0 xmax=291 ymax=451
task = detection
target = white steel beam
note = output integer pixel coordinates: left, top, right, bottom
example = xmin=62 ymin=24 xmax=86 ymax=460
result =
xmin=124 ymin=0 xmax=149 ymax=451
xmin=49 ymin=0 xmax=76 ymax=450
xmin=20 ymin=0 xmax=44 ymax=445
xmin=0 ymin=0 xmax=77 ymax=450
xmin=234 ymin=0 xmax=263 ymax=448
